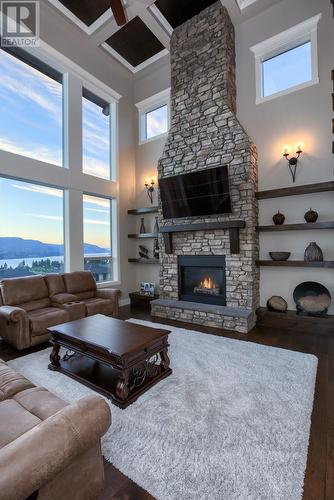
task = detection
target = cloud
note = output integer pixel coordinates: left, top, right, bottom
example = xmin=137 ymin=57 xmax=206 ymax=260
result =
xmin=83 ymin=195 xmax=110 ymax=209
xmin=0 ymin=137 xmax=61 ymax=166
xmin=84 ymin=219 xmax=110 ymax=225
xmin=27 ymin=214 xmax=62 ymax=221
xmin=84 ymin=207 xmax=109 ymax=214
xmin=11 ymin=183 xmax=63 ymax=198
xmin=83 ymin=157 xmax=110 ymax=180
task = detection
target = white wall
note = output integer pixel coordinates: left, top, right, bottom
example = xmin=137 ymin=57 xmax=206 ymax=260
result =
xmin=132 ymin=0 xmax=334 ymax=313
xmin=236 ymin=0 xmax=334 ymax=313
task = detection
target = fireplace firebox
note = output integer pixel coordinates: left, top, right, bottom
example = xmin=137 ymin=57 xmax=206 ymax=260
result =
xmin=178 ymin=256 xmax=226 ymax=306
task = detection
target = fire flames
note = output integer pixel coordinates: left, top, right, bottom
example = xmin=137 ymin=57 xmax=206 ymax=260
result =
xmin=199 ymin=276 xmax=216 ymax=289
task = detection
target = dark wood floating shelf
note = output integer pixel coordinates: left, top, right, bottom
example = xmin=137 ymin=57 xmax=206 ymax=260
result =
xmin=128 ymin=233 xmax=159 ymax=239
xmin=128 ymin=207 xmax=158 ymax=215
xmin=160 ymin=220 xmax=245 ymax=255
xmin=256 ymin=181 xmax=334 ymax=200
xmin=128 ymin=258 xmax=159 ymax=265
xmin=257 ymin=221 xmax=334 ymax=232
xmin=257 ymin=260 xmax=334 ymax=268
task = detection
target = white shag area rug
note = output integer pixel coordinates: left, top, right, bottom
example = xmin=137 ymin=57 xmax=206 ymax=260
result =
xmin=8 ymin=319 xmax=318 ymax=500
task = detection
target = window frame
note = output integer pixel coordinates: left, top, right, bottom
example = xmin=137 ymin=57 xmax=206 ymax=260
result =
xmin=135 ymin=88 xmax=170 ymax=145
xmin=0 ymin=41 xmax=121 ymax=287
xmin=250 ymin=14 xmax=321 ymax=105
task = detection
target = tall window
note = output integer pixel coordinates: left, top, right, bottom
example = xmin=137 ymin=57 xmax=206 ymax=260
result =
xmin=83 ymin=194 xmax=112 ymax=283
xmin=0 ymin=49 xmax=63 ymax=165
xmin=82 ymin=89 xmax=111 ymax=180
xmin=0 ymin=177 xmax=64 ymax=279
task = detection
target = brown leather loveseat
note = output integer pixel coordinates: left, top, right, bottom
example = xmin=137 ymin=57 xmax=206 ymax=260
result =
xmin=0 ymin=271 xmax=120 ymax=350
xmin=0 ymin=358 xmax=111 ymax=500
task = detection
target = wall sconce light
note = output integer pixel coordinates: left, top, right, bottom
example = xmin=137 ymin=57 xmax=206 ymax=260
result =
xmin=283 ymin=145 xmax=303 ymax=183
xmin=145 ymin=178 xmax=155 ymax=204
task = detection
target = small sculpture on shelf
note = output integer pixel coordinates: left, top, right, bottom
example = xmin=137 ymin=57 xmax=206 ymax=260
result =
xmin=272 ymin=211 xmax=285 ymax=225
xmin=304 ymin=242 xmax=323 ymax=262
xmin=267 ymin=296 xmax=288 ymax=312
xmin=153 ymin=238 xmax=159 ymax=260
xmin=139 ymin=245 xmax=149 ymax=259
xmin=139 ymin=218 xmax=146 ymax=234
xmin=269 ymin=252 xmax=290 ymax=261
xmin=304 ymin=208 xmax=318 ymax=223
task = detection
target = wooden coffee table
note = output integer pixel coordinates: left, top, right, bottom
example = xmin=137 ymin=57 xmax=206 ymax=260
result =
xmin=47 ymin=314 xmax=172 ymax=409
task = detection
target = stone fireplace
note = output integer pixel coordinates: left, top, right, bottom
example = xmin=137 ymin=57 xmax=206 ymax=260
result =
xmin=178 ymin=256 xmax=226 ymax=306
xmin=151 ymin=1 xmax=259 ymax=333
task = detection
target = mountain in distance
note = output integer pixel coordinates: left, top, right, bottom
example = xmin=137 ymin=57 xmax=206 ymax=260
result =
xmin=0 ymin=237 xmax=109 ymax=260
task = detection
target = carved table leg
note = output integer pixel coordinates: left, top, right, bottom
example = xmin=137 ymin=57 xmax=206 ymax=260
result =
xmin=160 ymin=347 xmax=170 ymax=371
xmin=49 ymin=344 xmax=60 ymax=371
xmin=115 ymin=369 xmax=130 ymax=401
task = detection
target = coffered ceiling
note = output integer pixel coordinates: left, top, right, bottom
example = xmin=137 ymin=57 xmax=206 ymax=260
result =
xmin=47 ymin=0 xmax=279 ymax=74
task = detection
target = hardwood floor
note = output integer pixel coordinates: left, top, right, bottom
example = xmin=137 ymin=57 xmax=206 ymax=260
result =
xmin=1 ymin=305 xmax=333 ymax=500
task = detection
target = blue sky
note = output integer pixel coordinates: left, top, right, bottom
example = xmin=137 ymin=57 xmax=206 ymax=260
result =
xmin=146 ymin=104 xmax=168 ymax=139
xmin=0 ymin=49 xmax=112 ymax=250
xmin=263 ymin=41 xmax=312 ymax=97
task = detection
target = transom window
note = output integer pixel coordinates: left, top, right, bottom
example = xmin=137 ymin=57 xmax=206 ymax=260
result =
xmin=262 ymin=41 xmax=312 ymax=98
xmin=250 ymin=14 xmax=321 ymax=104
xmin=145 ymin=104 xmax=168 ymax=140
xmin=136 ymin=88 xmax=170 ymax=144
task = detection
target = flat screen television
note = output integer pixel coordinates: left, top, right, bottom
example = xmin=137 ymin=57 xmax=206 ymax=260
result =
xmin=159 ymin=165 xmax=231 ymax=219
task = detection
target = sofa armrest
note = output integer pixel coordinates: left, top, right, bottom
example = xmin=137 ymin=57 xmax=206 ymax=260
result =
xmin=96 ymin=288 xmax=121 ymax=316
xmin=0 ymin=305 xmax=28 ymax=323
xmin=0 ymin=306 xmax=30 ymax=350
xmin=0 ymin=395 xmax=111 ymax=500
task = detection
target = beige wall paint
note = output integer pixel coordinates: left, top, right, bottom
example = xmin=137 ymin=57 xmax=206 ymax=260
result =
xmin=133 ymin=0 xmax=334 ymax=312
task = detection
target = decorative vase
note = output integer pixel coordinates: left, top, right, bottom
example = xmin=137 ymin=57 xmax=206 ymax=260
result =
xmin=304 ymin=208 xmax=318 ymax=223
xmin=304 ymin=242 xmax=323 ymax=262
xmin=272 ymin=211 xmax=285 ymax=225
xmin=139 ymin=218 xmax=146 ymax=234
xmin=153 ymin=216 xmax=159 ymax=234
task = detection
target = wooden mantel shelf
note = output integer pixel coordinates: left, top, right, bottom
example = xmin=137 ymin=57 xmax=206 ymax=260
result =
xmin=160 ymin=221 xmax=245 ymax=255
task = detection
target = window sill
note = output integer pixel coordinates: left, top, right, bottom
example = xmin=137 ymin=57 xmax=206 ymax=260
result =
xmin=139 ymin=132 xmax=168 ymax=146
xmin=97 ymin=280 xmax=121 ymax=289
xmin=256 ymin=77 xmax=319 ymax=105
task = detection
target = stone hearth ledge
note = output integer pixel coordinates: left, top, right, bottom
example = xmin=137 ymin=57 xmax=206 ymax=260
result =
xmin=151 ymin=299 xmax=255 ymax=334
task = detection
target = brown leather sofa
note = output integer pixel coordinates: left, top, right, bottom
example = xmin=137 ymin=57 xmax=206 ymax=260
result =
xmin=0 ymin=358 xmax=111 ymax=500
xmin=0 ymin=271 xmax=120 ymax=350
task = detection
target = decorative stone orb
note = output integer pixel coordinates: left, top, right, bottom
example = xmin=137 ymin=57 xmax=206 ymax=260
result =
xmin=267 ymin=296 xmax=288 ymax=312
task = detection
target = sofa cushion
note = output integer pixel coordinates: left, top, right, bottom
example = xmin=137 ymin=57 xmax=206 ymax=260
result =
xmin=83 ymin=298 xmax=114 ymax=317
xmin=44 ymin=274 xmax=66 ymax=297
xmin=63 ymin=272 xmax=96 ymax=295
xmin=51 ymin=293 xmax=78 ymax=305
xmin=0 ymin=399 xmax=41 ymax=449
xmin=13 ymin=387 xmax=67 ymax=420
xmin=0 ymin=276 xmax=50 ymax=307
xmin=0 ymin=361 xmax=34 ymax=401
xmin=28 ymin=307 xmax=69 ymax=334
xmin=17 ymin=298 xmax=51 ymax=312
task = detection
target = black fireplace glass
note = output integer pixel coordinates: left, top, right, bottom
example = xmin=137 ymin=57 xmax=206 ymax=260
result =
xmin=178 ymin=255 xmax=226 ymax=306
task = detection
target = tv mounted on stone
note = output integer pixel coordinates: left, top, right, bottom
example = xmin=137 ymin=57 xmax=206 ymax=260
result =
xmin=159 ymin=165 xmax=232 ymax=220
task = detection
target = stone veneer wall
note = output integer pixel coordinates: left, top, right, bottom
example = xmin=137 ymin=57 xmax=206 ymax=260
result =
xmin=151 ymin=1 xmax=259 ymax=333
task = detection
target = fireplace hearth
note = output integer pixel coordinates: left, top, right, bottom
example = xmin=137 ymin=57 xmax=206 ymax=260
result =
xmin=178 ymin=256 xmax=226 ymax=306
